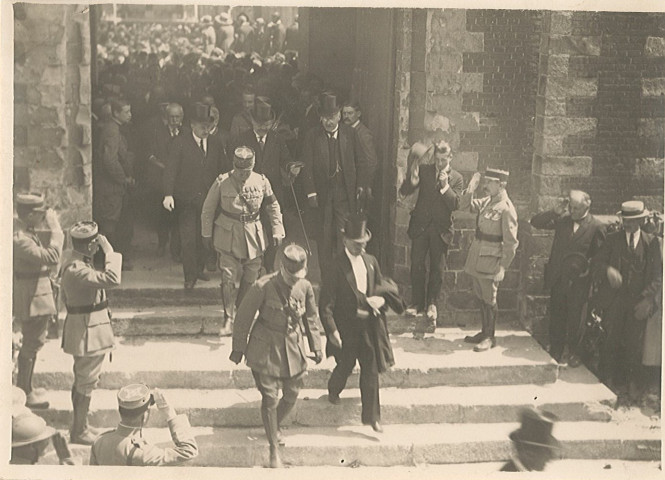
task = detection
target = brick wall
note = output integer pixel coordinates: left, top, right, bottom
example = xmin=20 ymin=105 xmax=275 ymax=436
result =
xmin=13 ymin=3 xmax=92 ymax=228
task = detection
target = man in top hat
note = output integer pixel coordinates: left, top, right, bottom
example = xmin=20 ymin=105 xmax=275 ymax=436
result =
xmin=320 ymin=214 xmax=405 ymax=433
xmin=230 ymin=243 xmax=322 ymax=468
xmin=530 ymin=190 xmax=606 ymax=367
xmin=229 ymin=96 xmax=294 ymax=272
xmin=460 ymin=168 xmax=519 ymax=352
xmin=299 ymin=92 xmax=369 ymax=284
xmin=13 ymin=193 xmax=63 ymax=409
xmin=61 ymin=222 xmax=121 ymax=445
xmin=399 ymin=141 xmax=464 ymax=330
xmin=163 ymin=102 xmax=226 ymax=289
xmin=11 ymin=386 xmax=75 ymax=465
xmin=93 ymin=97 xmax=135 ymax=270
xmin=501 ymin=407 xmax=561 ymax=472
xmin=90 ymin=384 xmax=198 ymax=466
xmin=591 ymin=200 xmax=662 ymax=403
xmin=202 ymin=146 xmax=285 ymax=336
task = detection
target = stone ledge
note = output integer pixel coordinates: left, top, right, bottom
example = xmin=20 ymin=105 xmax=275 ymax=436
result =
xmin=537 ymin=155 xmax=593 ymax=176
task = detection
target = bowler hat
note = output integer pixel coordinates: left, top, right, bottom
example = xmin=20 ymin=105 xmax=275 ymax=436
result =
xmin=16 ymin=192 xmax=47 ymax=212
xmin=70 ymin=221 xmax=98 ymax=242
xmin=618 ymin=200 xmax=649 ymax=219
xmin=342 ymin=213 xmax=372 ymax=243
xmin=191 ymin=102 xmax=214 ymax=124
xmin=485 ymin=167 xmax=509 ymax=182
xmin=509 ymin=408 xmax=561 ymax=450
xmin=319 ymin=93 xmax=340 ymax=117
xmin=117 ymin=383 xmax=154 ymax=416
xmin=250 ymin=96 xmax=275 ymax=124
xmin=281 ymin=244 xmax=308 ymax=278
xmin=233 ymin=146 xmax=256 ymax=170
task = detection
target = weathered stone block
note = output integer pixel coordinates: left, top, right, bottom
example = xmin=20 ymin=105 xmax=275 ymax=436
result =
xmin=642 ymin=78 xmax=665 ymax=97
xmin=446 ymin=249 xmax=467 ymax=270
xmin=545 ymin=76 xmax=598 ymax=99
xmin=536 ymin=96 xmax=567 ymax=117
xmin=39 ymin=84 xmax=64 ymax=108
xmin=452 ymin=151 xmax=479 ymax=172
xmin=534 ymin=134 xmax=564 ymax=156
xmin=549 ymin=11 xmax=572 ymax=35
xmin=548 ymin=35 xmax=601 ymax=56
xmin=632 ymin=158 xmax=664 ymax=178
xmin=638 ymin=118 xmax=665 ymax=138
xmin=645 ymin=36 xmax=665 ymax=57
xmin=462 ymin=73 xmax=483 ymax=93
xmin=545 ymin=54 xmax=570 ymax=77
xmin=538 ymin=156 xmax=593 ymax=176
xmin=541 ymin=117 xmax=596 ymax=137
xmin=30 ymin=126 xmax=64 ymax=148
xmin=533 ymin=195 xmax=561 ymax=213
xmin=431 ymin=94 xmax=461 ymax=115
xmin=533 ymin=174 xmax=562 ymax=196
xmin=425 ymin=112 xmax=452 ymax=133
xmin=33 ymin=149 xmax=65 ymax=169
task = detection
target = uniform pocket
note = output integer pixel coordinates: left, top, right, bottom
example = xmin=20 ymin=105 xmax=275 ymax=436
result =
xmin=86 ymin=311 xmax=115 ymax=353
xmin=214 ymin=220 xmax=234 ymax=252
xmin=475 ymin=244 xmax=502 ymax=275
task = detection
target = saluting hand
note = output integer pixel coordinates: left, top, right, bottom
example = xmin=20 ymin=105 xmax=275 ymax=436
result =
xmin=467 ymin=172 xmax=481 ymax=193
xmin=96 ymin=234 xmax=114 ymax=255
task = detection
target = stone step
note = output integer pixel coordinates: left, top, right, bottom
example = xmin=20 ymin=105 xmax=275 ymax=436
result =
xmin=35 ymin=367 xmax=616 ymax=429
xmin=41 ymin=421 xmax=661 ymax=467
xmin=33 ymin=329 xmax=559 ymax=391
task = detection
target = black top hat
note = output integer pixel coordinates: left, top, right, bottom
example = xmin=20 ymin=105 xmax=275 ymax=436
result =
xmin=319 ymin=93 xmax=340 ymax=117
xmin=509 ymin=408 xmax=561 ymax=450
xmin=342 ymin=213 xmax=372 ymax=243
xmin=191 ymin=102 xmax=213 ymax=124
xmin=250 ymin=96 xmax=275 ymax=124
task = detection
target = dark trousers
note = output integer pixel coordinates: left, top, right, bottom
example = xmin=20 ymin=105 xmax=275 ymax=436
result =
xmin=410 ymin=225 xmax=448 ymax=310
xmin=148 ymin=191 xmax=180 ymax=255
xmin=177 ymin=197 xmax=206 ymax=283
xmin=328 ymin=319 xmax=380 ymax=424
xmin=98 ymin=193 xmax=134 ymax=259
xmin=319 ymin=183 xmax=350 ymax=286
xmin=548 ymin=277 xmax=589 ymax=361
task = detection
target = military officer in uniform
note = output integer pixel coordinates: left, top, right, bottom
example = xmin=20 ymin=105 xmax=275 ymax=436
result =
xmin=61 ymin=221 xmax=121 ymax=444
xmin=460 ymin=168 xmax=519 ymax=352
xmin=230 ymin=243 xmax=322 ymax=468
xmin=13 ymin=193 xmax=64 ymax=409
xmin=201 ymin=146 xmax=285 ymax=336
xmin=90 ymin=384 xmax=198 ymax=466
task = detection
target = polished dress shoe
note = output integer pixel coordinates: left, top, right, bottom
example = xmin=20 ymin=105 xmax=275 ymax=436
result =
xmin=473 ymin=337 xmax=496 ymax=352
xmin=464 ymin=331 xmax=485 ymax=344
xmin=328 ymin=393 xmax=341 ymax=405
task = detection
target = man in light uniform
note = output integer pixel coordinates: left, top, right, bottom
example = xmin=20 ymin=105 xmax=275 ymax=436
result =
xmin=61 ymin=221 xmax=121 ymax=444
xmin=459 ymin=168 xmax=519 ymax=352
xmin=202 ymin=146 xmax=285 ymax=335
xmin=90 ymin=384 xmax=198 ymax=466
xmin=13 ymin=193 xmax=63 ymax=409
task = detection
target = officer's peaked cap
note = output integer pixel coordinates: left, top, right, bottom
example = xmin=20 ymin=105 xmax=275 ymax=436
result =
xmin=70 ymin=221 xmax=98 ymax=242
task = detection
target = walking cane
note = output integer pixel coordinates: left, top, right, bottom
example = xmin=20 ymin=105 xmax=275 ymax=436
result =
xmin=287 ymin=163 xmax=312 ymax=256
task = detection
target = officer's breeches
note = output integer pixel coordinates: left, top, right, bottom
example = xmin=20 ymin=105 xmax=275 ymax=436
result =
xmin=73 ymin=354 xmax=105 ymax=396
xmin=18 ymin=316 xmax=49 ymax=359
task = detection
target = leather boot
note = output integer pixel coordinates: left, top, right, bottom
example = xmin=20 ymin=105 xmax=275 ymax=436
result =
xmin=17 ymin=356 xmax=49 ymax=409
xmin=261 ymin=406 xmax=283 ymax=468
xmin=465 ymin=302 xmax=487 ymax=344
xmin=70 ymin=390 xmax=97 ymax=445
xmin=474 ymin=304 xmax=497 ymax=352
xmin=276 ymin=399 xmax=296 ymax=446
xmin=219 ymin=282 xmax=236 ymax=337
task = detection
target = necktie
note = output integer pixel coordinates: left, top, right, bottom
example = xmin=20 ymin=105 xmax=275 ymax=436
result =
xmin=199 ymin=139 xmax=206 ymax=156
xmin=258 ymin=137 xmax=265 ymax=151
xmin=327 ymin=132 xmax=338 ymax=177
xmin=630 ymin=232 xmax=635 ymax=250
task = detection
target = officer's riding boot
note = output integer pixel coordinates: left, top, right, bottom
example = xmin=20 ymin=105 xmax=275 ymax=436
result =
xmin=219 ymin=282 xmax=236 ymax=337
xmin=70 ymin=390 xmax=97 ymax=445
xmin=475 ymin=304 xmax=497 ymax=352
xmin=465 ymin=301 xmax=487 ymax=344
xmin=261 ymin=406 xmax=283 ymax=468
xmin=276 ymin=399 xmax=296 ymax=446
xmin=17 ymin=355 xmax=49 ymax=409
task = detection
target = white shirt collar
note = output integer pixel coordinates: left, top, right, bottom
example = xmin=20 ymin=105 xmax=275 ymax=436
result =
xmin=192 ymin=131 xmax=205 ymax=145
xmin=326 ymin=128 xmax=339 ymax=139
xmin=344 ymin=247 xmax=367 ymax=294
xmin=255 ymin=132 xmax=267 ymax=143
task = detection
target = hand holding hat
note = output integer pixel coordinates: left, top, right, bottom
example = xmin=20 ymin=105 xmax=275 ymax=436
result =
xmin=367 ymin=296 xmax=386 ymax=315
xmin=606 ymin=266 xmax=623 ymax=289
xmin=44 ymin=209 xmax=61 ymax=232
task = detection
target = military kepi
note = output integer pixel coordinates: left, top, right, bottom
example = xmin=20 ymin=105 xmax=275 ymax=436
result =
xmin=16 ymin=192 xmax=47 ymax=211
xmin=282 ymin=244 xmax=308 ymax=279
xmin=234 ymin=146 xmax=256 ymax=169
xmin=70 ymin=221 xmax=98 ymax=242
xmin=117 ymin=383 xmax=154 ymax=415
xmin=485 ymin=168 xmax=509 ymax=182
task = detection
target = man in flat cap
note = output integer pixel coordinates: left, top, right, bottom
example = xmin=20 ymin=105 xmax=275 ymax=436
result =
xmin=501 ymin=407 xmax=561 ymax=472
xmin=530 ymin=190 xmax=606 ymax=367
xmin=460 ymin=168 xmax=519 ymax=352
xmin=61 ymin=221 xmax=121 ymax=445
xmin=399 ymin=141 xmax=464 ymax=331
xmin=202 ymin=146 xmax=285 ymax=336
xmin=229 ymin=96 xmax=294 ymax=272
xmin=299 ymin=92 xmax=369 ymax=284
xmin=13 ymin=193 xmax=63 ymax=409
xmin=163 ymin=102 xmax=227 ymax=289
xmin=591 ymin=200 xmax=662 ymax=404
xmin=230 ymin=243 xmax=322 ymax=468
xmin=91 ymin=384 xmax=198 ymax=466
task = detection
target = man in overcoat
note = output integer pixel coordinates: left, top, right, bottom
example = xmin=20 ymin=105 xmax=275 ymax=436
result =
xmin=319 ymin=214 xmax=404 ymax=433
xmin=230 ymin=244 xmax=322 ymax=468
xmin=530 ymin=190 xmax=606 ymax=366
xmin=13 ymin=193 xmax=64 ymax=409
xmin=61 ymin=221 xmax=121 ymax=445
xmin=459 ymin=168 xmax=519 ymax=352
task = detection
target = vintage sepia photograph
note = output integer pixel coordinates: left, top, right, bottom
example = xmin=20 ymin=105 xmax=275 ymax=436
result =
xmin=2 ymin=1 xmax=664 ymax=478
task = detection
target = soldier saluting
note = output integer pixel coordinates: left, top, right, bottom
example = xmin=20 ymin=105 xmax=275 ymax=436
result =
xmin=61 ymin=221 xmax=121 ymax=444
xmin=201 ymin=146 xmax=285 ymax=336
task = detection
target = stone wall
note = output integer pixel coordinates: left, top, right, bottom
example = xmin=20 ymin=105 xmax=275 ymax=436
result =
xmin=13 ymin=3 xmax=92 ymax=228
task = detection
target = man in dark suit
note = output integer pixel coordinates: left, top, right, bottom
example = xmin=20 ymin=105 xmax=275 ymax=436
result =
xmin=342 ymin=100 xmax=378 ymax=191
xmin=530 ymin=190 xmax=606 ymax=366
xmin=299 ymin=93 xmax=369 ymax=282
xmin=163 ymin=103 xmax=226 ymax=289
xmin=592 ymin=200 xmax=662 ymax=403
xmin=229 ymin=97 xmax=293 ymax=272
xmin=399 ymin=141 xmax=464 ymax=329
xmin=320 ymin=214 xmax=404 ymax=433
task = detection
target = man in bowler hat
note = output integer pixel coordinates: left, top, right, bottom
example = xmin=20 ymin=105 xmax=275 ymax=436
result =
xmin=13 ymin=193 xmax=63 ymax=409
xmin=320 ymin=214 xmax=405 ymax=433
xmin=90 ymin=384 xmax=198 ymax=466
xmin=501 ymin=407 xmax=561 ymax=471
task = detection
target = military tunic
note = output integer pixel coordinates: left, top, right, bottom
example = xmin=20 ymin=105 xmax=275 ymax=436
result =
xmin=89 ymin=415 xmax=198 ymax=466
xmin=460 ymin=189 xmax=518 ymax=304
